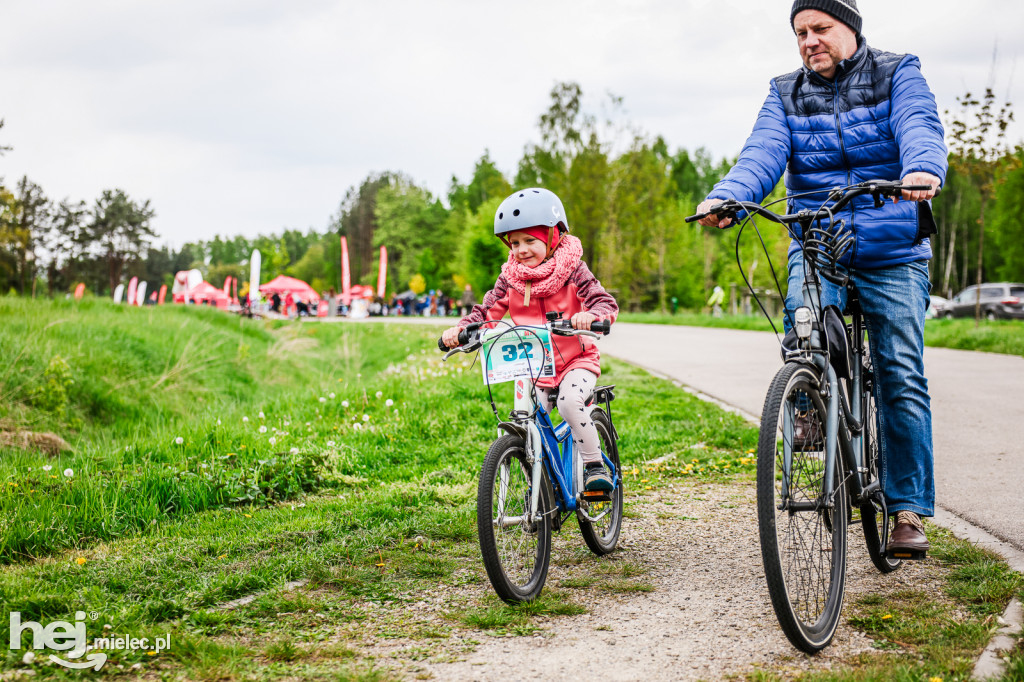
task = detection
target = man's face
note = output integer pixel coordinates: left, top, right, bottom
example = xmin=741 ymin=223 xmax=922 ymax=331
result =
xmin=794 ymin=9 xmax=858 ymax=79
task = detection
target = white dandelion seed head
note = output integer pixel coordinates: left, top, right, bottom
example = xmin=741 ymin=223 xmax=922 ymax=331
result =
xmin=269 ymin=437 xmax=277 ymax=445
xmin=342 ymin=400 xmax=349 ymax=408
xmin=353 ymin=423 xmax=362 ymax=431
xmin=284 ymin=421 xmax=290 ymax=426
xmin=259 ymin=411 xmax=265 ymax=419
xmin=362 ymin=414 xmax=369 ymax=422
xmin=329 ymin=392 xmax=336 ymax=399
xmin=375 ymin=391 xmax=383 ymax=399
xmin=258 ymin=426 xmax=267 ymax=434
xmin=289 ymin=448 xmax=299 ymax=455
xmin=63 ymin=468 xmax=74 ymax=478
xmin=174 ymin=437 xmax=184 ymax=445
xmin=385 ymin=399 xmax=394 ymax=407
xmin=216 ymin=419 xmax=222 ymax=425
xmin=242 ymin=416 xmax=249 ymax=422
xmin=22 ymin=651 xmax=35 ymax=665
xmin=200 ymin=463 xmax=208 ymax=469
xmin=319 ymin=397 xmax=327 ymax=403
xmin=326 ymin=440 xmax=336 ymax=447
xmin=42 ymin=465 xmax=52 ymax=472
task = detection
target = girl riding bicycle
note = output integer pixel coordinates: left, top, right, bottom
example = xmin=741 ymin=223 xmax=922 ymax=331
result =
xmin=442 ymin=188 xmax=619 ymax=491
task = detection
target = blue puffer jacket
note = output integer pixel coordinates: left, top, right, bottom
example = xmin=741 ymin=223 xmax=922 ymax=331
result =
xmin=708 ymin=39 xmax=948 ymax=269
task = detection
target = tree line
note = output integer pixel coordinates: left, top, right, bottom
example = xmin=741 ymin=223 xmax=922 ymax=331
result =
xmin=2 ymin=83 xmax=1021 ymax=311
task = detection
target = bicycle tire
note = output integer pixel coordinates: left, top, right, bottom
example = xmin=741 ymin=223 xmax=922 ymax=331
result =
xmin=757 ymin=362 xmax=848 ymax=653
xmin=477 ymin=434 xmax=552 ymax=603
xmin=859 ymin=359 xmax=902 ymax=573
xmin=577 ymin=409 xmax=623 ymax=555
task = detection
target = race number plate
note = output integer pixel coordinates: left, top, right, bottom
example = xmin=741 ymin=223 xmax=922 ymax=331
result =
xmin=481 ymin=328 xmax=554 ymax=384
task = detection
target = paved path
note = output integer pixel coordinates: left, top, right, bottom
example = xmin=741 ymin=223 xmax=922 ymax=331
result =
xmin=600 ymin=323 xmax=1024 ymax=552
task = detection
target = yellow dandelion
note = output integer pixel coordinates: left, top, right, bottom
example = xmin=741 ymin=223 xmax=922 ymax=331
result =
xmin=243 ymin=514 xmax=252 ymax=518
xmin=928 ymin=677 xmax=943 ymax=682
xmin=644 ymin=486 xmax=652 ymax=490
xmin=881 ymin=614 xmax=893 ymax=620
xmin=75 ymin=557 xmax=87 ymax=565
xmin=218 ymin=555 xmax=227 ymax=559
xmin=147 ymin=651 xmax=157 ymax=656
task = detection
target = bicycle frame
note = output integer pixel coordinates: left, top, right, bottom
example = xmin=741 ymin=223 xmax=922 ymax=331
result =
xmin=504 ymin=373 xmax=620 ymax=525
xmin=788 ymin=235 xmax=878 ymax=513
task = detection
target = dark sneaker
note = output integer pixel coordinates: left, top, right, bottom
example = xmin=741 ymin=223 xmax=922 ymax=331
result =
xmin=886 ymin=511 xmax=929 ymax=560
xmin=793 ymin=411 xmax=823 ymax=450
xmin=583 ymin=464 xmax=613 ymax=491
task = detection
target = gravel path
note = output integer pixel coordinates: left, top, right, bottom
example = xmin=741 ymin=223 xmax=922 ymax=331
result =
xmin=406 ymin=478 xmax=948 ymax=681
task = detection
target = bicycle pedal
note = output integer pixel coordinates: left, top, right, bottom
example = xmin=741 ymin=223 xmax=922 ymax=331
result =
xmin=888 ymin=548 xmax=927 ymax=561
xmin=581 ymin=489 xmax=612 ymax=503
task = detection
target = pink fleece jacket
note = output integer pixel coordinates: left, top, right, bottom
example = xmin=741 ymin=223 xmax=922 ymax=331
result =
xmin=458 ymin=237 xmax=618 ymax=388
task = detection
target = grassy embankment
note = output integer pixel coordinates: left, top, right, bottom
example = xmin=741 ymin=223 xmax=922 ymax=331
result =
xmin=617 ymin=311 xmax=1024 ymax=356
xmin=0 ymin=296 xmax=1020 ymax=680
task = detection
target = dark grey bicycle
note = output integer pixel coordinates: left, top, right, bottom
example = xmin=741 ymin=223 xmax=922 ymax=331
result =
xmin=686 ymin=180 xmax=931 ymax=653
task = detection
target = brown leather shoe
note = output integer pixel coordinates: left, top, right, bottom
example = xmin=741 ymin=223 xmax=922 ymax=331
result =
xmin=887 ymin=511 xmax=929 ymax=560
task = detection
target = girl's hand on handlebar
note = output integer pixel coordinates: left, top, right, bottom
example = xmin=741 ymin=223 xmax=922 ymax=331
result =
xmin=695 ymin=198 xmax=734 ymax=229
xmin=442 ymin=326 xmax=463 ymax=348
xmin=899 ymin=172 xmax=940 ymax=202
xmin=570 ymin=312 xmax=597 ymax=331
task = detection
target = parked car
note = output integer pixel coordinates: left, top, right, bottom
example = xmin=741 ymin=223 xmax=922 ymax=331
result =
xmin=943 ymin=283 xmax=1024 ymax=320
xmin=926 ymin=295 xmax=949 ymax=320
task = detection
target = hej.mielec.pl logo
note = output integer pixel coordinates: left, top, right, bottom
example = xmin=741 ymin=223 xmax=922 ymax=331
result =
xmin=9 ymin=610 xmax=171 ymax=670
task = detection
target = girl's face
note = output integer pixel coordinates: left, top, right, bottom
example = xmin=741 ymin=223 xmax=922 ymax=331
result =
xmin=507 ymin=231 xmax=547 ymax=267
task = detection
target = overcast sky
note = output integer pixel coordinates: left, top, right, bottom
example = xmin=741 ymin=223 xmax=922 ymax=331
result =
xmin=3 ymin=0 xmax=1022 ymax=248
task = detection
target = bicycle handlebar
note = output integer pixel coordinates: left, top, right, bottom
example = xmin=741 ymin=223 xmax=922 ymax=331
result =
xmin=684 ymin=180 xmax=934 ymax=225
xmin=436 ymin=317 xmax=611 ymax=352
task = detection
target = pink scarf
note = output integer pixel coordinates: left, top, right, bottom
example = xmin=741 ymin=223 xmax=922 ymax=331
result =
xmin=501 ymin=235 xmax=583 ymax=305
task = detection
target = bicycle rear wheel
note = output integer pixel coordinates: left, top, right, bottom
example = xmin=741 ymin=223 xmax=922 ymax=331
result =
xmin=757 ymin=363 xmax=848 ymax=653
xmin=859 ymin=359 xmax=902 ymax=573
xmin=577 ymin=409 xmax=623 ymax=555
xmin=477 ymin=434 xmax=552 ymax=603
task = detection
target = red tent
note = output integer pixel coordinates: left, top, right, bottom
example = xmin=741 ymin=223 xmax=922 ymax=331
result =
xmin=260 ymin=275 xmax=319 ymax=302
xmin=189 ymin=281 xmax=231 ymax=308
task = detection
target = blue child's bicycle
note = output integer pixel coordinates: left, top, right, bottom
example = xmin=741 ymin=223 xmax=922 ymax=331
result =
xmin=438 ymin=312 xmax=623 ymax=602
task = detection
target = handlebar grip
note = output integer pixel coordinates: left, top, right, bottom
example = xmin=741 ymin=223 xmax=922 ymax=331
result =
xmin=437 ymin=328 xmax=472 ymax=351
xmin=684 ymin=213 xmax=704 ymax=224
xmin=592 ymin=320 xmax=611 ymax=335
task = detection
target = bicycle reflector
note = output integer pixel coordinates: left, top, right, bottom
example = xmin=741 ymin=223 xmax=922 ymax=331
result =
xmin=795 ymin=307 xmax=813 ymax=339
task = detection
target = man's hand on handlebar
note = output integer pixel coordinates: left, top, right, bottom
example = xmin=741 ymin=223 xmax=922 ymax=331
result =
xmin=898 ymin=172 xmax=940 ymax=202
xmin=695 ymin=198 xmax=734 ymax=229
xmin=570 ymin=311 xmax=597 ymax=331
xmin=441 ymin=326 xmax=463 ymax=349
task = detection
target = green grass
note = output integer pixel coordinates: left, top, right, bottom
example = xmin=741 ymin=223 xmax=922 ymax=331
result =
xmin=616 ymin=310 xmax=1024 ymax=356
xmin=0 ymin=296 xmax=760 ymax=678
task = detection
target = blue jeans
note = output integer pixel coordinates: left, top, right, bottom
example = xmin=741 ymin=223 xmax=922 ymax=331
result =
xmin=785 ymin=252 xmax=935 ymax=517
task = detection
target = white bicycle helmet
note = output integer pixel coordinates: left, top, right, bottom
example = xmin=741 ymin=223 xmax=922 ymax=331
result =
xmin=494 ymin=188 xmax=569 ymax=237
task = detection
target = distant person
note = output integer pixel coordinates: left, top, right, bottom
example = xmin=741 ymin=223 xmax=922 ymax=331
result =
xmin=271 ymin=292 xmax=282 ymax=313
xmin=326 ymin=288 xmax=337 ymax=317
xmin=442 ymin=188 xmax=618 ymax=492
xmin=459 ymin=284 xmax=476 ymax=316
xmin=707 ymin=285 xmax=725 ymax=317
xmin=284 ymin=292 xmax=295 ymax=318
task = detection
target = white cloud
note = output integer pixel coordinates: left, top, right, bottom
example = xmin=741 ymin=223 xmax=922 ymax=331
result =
xmin=3 ymin=0 xmax=1022 ymax=246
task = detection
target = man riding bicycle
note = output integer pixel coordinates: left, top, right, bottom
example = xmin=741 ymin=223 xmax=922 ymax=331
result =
xmin=695 ymin=0 xmax=947 ymax=557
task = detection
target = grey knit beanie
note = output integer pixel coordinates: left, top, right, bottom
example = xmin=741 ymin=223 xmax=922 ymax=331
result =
xmin=791 ymin=0 xmax=862 ymax=36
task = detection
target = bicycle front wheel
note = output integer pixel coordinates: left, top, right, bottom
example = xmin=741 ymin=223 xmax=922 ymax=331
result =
xmin=477 ymin=434 xmax=552 ymax=603
xmin=577 ymin=408 xmax=623 ymax=555
xmin=757 ymin=363 xmax=848 ymax=653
